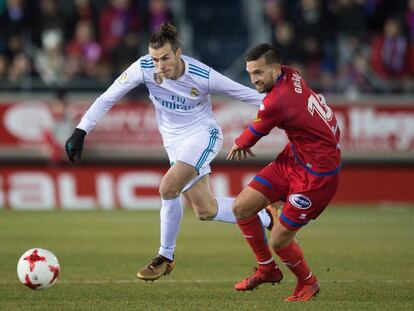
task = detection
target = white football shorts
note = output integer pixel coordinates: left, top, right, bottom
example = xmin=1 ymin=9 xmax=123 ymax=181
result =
xmin=164 ymin=127 xmax=223 ymax=192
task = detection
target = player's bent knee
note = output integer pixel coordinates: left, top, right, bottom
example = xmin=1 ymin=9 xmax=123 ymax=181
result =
xmin=159 ymin=180 xmax=181 ymax=200
xmin=269 ymin=237 xmax=288 ymax=250
xmin=269 ymin=224 xmax=296 ymax=250
xmin=196 ymin=213 xmax=211 ymax=221
xmin=192 ymin=201 xmax=216 ymax=221
xmin=159 ymin=187 xmax=181 ymax=199
xmin=232 ymin=200 xmax=249 ymax=220
xmin=195 ymin=209 xmax=215 ymax=221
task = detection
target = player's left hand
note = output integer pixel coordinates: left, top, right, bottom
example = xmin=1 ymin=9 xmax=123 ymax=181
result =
xmin=65 ymin=128 xmax=86 ymax=162
xmin=226 ymin=143 xmax=256 ymax=161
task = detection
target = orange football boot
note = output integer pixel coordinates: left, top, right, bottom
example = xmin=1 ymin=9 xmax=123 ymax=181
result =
xmin=285 ymin=276 xmax=320 ymax=301
xmin=235 ymin=266 xmax=283 ymax=291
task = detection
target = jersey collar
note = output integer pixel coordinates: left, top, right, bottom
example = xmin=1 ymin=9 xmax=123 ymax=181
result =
xmin=275 ymin=71 xmax=284 ymax=85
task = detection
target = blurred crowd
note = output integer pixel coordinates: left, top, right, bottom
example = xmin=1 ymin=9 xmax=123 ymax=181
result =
xmin=265 ymin=0 xmax=414 ymax=94
xmin=0 ymin=0 xmax=172 ymax=87
xmin=1 ymin=0 xmax=414 ymax=94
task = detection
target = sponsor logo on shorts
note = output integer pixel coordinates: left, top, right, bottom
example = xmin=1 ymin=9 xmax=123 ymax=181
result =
xmin=289 ymin=194 xmax=312 ymax=209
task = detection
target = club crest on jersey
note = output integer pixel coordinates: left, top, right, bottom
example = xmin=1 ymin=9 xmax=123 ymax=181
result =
xmin=154 ymin=73 xmax=163 ymax=85
xmin=289 ymin=194 xmax=312 ymax=209
xmin=190 ymin=87 xmax=199 ymax=97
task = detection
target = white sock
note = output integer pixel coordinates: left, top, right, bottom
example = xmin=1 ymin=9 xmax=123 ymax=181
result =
xmin=258 ymin=208 xmax=271 ymax=228
xmin=213 ymin=197 xmax=271 ymax=228
xmin=158 ymin=197 xmax=183 ymax=261
xmin=213 ymin=197 xmax=236 ymax=222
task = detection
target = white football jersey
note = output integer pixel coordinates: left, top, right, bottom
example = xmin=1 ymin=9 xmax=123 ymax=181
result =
xmin=77 ymin=54 xmax=264 ymax=141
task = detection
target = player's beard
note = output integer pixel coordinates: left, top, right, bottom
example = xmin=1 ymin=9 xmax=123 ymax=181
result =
xmin=161 ymin=63 xmax=177 ymax=80
xmin=170 ymin=59 xmax=182 ymax=79
xmin=256 ymin=81 xmax=273 ymax=93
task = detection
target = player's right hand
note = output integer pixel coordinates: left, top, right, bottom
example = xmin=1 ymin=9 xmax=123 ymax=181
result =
xmin=227 ymin=143 xmax=256 ymax=161
xmin=65 ymin=128 xmax=87 ymax=162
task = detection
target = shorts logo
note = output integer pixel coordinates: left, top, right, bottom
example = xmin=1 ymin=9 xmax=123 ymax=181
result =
xmin=289 ymin=194 xmax=312 ymax=209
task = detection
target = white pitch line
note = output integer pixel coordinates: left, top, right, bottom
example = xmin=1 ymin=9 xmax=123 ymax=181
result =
xmin=3 ymin=279 xmax=413 ymax=284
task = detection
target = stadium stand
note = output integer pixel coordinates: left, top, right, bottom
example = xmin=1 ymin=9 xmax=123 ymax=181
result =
xmin=0 ymin=0 xmax=413 ymax=94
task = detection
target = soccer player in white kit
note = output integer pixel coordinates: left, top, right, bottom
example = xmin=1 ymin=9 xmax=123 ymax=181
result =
xmin=65 ymin=23 xmax=276 ymax=281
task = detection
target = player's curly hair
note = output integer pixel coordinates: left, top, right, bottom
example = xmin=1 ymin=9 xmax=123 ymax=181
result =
xmin=149 ymin=22 xmax=181 ymax=52
xmin=245 ymin=43 xmax=282 ymax=65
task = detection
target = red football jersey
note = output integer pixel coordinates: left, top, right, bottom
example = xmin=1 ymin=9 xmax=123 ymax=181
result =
xmin=236 ymin=65 xmax=341 ymax=174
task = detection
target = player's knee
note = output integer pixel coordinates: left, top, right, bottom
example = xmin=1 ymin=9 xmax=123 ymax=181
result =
xmin=269 ymin=225 xmax=296 ymax=250
xmin=159 ymin=178 xmax=181 ymax=199
xmin=193 ymin=201 xmax=216 ymax=221
xmin=196 ymin=212 xmax=212 ymax=221
xmin=269 ymin=237 xmax=285 ymax=250
xmin=232 ymin=199 xmax=249 ymax=220
xmin=195 ymin=209 xmax=215 ymax=221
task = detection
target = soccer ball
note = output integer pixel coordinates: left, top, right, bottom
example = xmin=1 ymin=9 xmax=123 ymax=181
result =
xmin=17 ymin=248 xmax=60 ymax=290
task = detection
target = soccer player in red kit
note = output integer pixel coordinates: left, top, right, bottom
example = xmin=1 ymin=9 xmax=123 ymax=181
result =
xmin=227 ymin=43 xmax=341 ymax=301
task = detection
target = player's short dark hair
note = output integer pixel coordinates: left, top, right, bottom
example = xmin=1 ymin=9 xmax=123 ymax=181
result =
xmin=245 ymin=43 xmax=282 ymax=65
xmin=149 ymin=22 xmax=181 ymax=52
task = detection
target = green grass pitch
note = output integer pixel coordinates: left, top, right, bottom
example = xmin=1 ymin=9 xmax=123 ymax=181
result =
xmin=0 ymin=206 xmax=413 ymax=310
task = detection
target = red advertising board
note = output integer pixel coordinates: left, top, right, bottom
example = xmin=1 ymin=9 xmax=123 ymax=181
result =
xmin=0 ymin=165 xmax=413 ymax=210
xmin=1 ymin=99 xmax=414 ymax=161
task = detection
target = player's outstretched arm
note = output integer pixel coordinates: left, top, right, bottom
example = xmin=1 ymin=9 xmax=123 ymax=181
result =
xmin=227 ymin=143 xmax=256 ymax=161
xmin=208 ymin=69 xmax=264 ymax=106
xmin=65 ymin=60 xmax=144 ymax=163
xmin=76 ymin=60 xmax=144 ymax=133
xmin=234 ymin=96 xmax=282 ymax=151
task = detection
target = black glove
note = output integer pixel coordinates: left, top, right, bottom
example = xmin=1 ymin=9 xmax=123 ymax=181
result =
xmin=65 ymin=128 xmax=87 ymax=162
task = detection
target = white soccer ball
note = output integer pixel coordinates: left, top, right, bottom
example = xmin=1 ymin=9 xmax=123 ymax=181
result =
xmin=17 ymin=248 xmax=60 ymax=290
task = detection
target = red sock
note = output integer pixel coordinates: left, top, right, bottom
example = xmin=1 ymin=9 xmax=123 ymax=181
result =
xmin=274 ymin=240 xmax=315 ymax=284
xmin=237 ymin=214 xmax=275 ymax=271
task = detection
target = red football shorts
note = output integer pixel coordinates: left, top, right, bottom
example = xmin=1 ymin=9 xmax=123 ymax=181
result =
xmin=248 ymin=147 xmax=340 ymax=231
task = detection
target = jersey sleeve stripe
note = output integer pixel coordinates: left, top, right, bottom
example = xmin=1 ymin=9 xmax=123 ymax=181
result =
xmin=140 ymin=59 xmax=154 ymax=68
xmin=249 ymin=125 xmax=267 ymax=137
xmin=253 ymin=176 xmax=273 ymax=189
xmin=188 ymin=70 xmax=209 ymax=79
xmin=189 ymin=68 xmax=209 ymax=77
xmin=188 ymin=67 xmax=210 ymax=76
xmin=189 ymin=66 xmax=208 ymax=74
xmin=188 ymin=64 xmax=209 ymax=75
